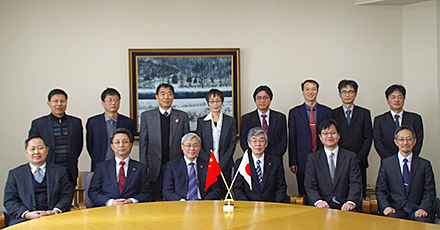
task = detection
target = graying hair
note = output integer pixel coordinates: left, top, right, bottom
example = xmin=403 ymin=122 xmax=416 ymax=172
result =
xmin=247 ymin=127 xmax=268 ymax=142
xmin=181 ymin=133 xmax=201 ymax=144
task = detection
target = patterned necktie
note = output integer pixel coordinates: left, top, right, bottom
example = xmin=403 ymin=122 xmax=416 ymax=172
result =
xmin=346 ymin=110 xmax=351 ymax=125
xmin=256 ymin=160 xmax=263 ymax=187
xmin=395 ymin=114 xmax=400 ymax=128
xmin=34 ymin=167 xmax=44 ymax=183
xmin=309 ymin=107 xmax=317 ymax=152
xmin=187 ymin=163 xmax=198 ymax=200
xmin=261 ymin=114 xmax=269 ymax=134
xmin=329 ymin=152 xmax=336 ymax=184
xmin=118 ymin=161 xmax=126 ymax=194
xmin=402 ymin=158 xmax=413 ymax=213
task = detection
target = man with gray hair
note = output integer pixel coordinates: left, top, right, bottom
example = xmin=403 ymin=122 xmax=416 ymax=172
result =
xmin=232 ymin=127 xmax=289 ymax=203
xmin=162 ymin=133 xmax=220 ymax=201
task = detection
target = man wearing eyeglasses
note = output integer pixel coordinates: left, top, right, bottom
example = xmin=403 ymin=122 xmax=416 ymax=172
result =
xmin=28 ymin=89 xmax=83 ymax=194
xmin=376 ymin=125 xmax=435 ymax=223
xmin=373 ymin=84 xmax=424 ymax=159
xmin=304 ymin=119 xmax=362 ymax=211
xmin=89 ymin=128 xmax=150 ymax=207
xmin=86 ymin=88 xmax=136 ymax=172
xmin=232 ymin=127 xmax=289 ymax=203
xmin=331 ymin=80 xmax=372 ymax=197
xmin=162 ymin=133 xmax=220 ymax=201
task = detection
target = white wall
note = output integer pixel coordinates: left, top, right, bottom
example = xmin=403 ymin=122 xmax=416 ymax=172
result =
xmin=0 ymin=0 xmax=435 ymax=203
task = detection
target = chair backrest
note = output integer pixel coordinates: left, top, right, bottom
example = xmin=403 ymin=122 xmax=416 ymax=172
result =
xmin=84 ymin=172 xmax=94 ymax=208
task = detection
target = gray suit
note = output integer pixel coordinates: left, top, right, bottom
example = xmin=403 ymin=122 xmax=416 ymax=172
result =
xmin=4 ymin=163 xmax=72 ymax=226
xmin=139 ymin=108 xmax=189 ymax=199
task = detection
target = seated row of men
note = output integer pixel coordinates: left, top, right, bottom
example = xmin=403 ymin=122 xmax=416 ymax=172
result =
xmin=4 ymin=120 xmax=435 ymax=225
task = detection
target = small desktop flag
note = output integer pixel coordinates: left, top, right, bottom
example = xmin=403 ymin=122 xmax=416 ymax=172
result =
xmin=205 ymin=150 xmax=221 ymax=191
xmin=238 ymin=150 xmax=252 ymax=190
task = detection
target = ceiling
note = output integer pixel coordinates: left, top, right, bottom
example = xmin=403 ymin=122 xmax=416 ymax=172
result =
xmin=354 ymin=0 xmax=432 ymax=6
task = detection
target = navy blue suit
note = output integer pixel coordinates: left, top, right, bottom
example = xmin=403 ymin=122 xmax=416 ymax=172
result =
xmin=232 ymin=152 xmax=289 ymax=203
xmin=88 ymin=158 xmax=150 ymax=207
xmin=29 ymin=114 xmax=83 ymax=184
xmin=288 ymin=103 xmax=331 ymax=194
xmin=162 ymin=157 xmax=220 ymax=201
xmin=86 ymin=113 xmax=136 ymax=171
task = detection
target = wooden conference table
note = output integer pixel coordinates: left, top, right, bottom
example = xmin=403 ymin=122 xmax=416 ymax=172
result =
xmin=6 ymin=201 xmax=438 ymax=229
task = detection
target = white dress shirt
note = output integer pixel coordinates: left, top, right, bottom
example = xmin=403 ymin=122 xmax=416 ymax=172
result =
xmin=204 ymin=111 xmax=223 ymax=162
xmin=398 ymin=152 xmax=413 ymax=174
xmin=105 ymin=157 xmax=138 ymax=206
xmin=252 ymin=153 xmax=265 ymax=177
xmin=257 ymin=109 xmax=270 ymax=127
xmin=390 ymin=110 xmax=404 ymax=126
xmin=182 ymin=156 xmax=202 ymax=200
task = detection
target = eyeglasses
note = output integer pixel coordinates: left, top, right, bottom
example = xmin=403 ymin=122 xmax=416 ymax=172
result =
xmin=396 ymin=138 xmax=415 ymax=143
xmin=105 ymin=98 xmax=120 ymax=103
xmin=183 ymin=144 xmax=200 ymax=148
xmin=50 ymin=99 xmax=67 ymax=104
xmin=321 ymin=131 xmax=337 ymax=136
xmin=112 ymin=139 xmax=130 ymax=145
xmin=250 ymin=139 xmax=266 ymax=144
xmin=340 ymin=90 xmax=356 ymax=95
xmin=208 ymin=100 xmax=222 ymax=104
xmin=28 ymin=146 xmax=46 ymax=151
xmin=256 ymin=96 xmax=270 ymax=101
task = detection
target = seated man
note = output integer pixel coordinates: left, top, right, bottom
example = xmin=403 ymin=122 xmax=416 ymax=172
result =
xmin=163 ymin=133 xmax=220 ymax=201
xmin=304 ymin=119 xmax=362 ymax=211
xmin=232 ymin=127 xmax=289 ymax=203
xmin=376 ymin=125 xmax=435 ymax=223
xmin=89 ymin=128 xmax=150 ymax=206
xmin=4 ymin=136 xmax=72 ymax=226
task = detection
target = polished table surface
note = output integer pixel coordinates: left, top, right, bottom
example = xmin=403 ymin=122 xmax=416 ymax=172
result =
xmin=6 ymin=201 xmax=438 ymax=229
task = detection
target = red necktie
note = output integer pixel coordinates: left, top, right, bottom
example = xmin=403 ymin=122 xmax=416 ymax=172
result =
xmin=261 ymin=114 xmax=269 ymax=134
xmin=309 ymin=107 xmax=317 ymax=152
xmin=118 ymin=161 xmax=126 ymax=194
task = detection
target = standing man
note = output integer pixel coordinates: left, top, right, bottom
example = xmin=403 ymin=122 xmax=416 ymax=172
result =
xmin=29 ymin=89 xmax=83 ymax=192
xmin=376 ymin=126 xmax=435 ymax=223
xmin=288 ymin=80 xmax=331 ymax=195
xmin=373 ymin=84 xmax=424 ymax=159
xmin=89 ymin=128 xmax=150 ymax=207
xmin=304 ymin=119 xmax=362 ymax=211
xmin=331 ymin=80 xmax=372 ymax=196
xmin=4 ymin=136 xmax=72 ymax=226
xmin=86 ymin=88 xmax=136 ymax=171
xmin=140 ymin=83 xmax=190 ymax=201
xmin=240 ymin=85 xmax=287 ymax=158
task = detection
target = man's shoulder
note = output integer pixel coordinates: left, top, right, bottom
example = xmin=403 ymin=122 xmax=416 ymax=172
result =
xmin=9 ymin=164 xmax=29 ymax=174
xmin=413 ymin=155 xmax=431 ymax=166
xmin=403 ymin=111 xmax=422 ymax=119
xmin=242 ymin=110 xmax=257 ymax=118
xmin=87 ymin=113 xmax=104 ymax=122
xmin=46 ymin=163 xmax=69 ymax=172
xmin=353 ymin=105 xmax=370 ymax=113
xmin=118 ymin=113 xmax=134 ymax=121
xmin=374 ymin=111 xmax=389 ymax=120
xmin=141 ymin=108 xmax=158 ymax=116
xmin=289 ymin=104 xmax=305 ymax=112
xmin=31 ymin=114 xmax=50 ymax=123
xmin=270 ymin=109 xmax=286 ymax=118
xmin=339 ymin=148 xmax=358 ymax=159
xmin=265 ymin=153 xmax=282 ymax=165
xmin=172 ymin=109 xmax=189 ymax=115
xmin=317 ymin=103 xmax=332 ymax=112
xmin=65 ymin=114 xmax=82 ymax=123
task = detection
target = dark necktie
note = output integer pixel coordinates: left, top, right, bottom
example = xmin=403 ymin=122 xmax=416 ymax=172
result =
xmin=261 ymin=114 xmax=269 ymax=134
xmin=118 ymin=161 xmax=126 ymax=194
xmin=256 ymin=160 xmax=263 ymax=187
xmin=394 ymin=114 xmax=400 ymax=128
xmin=309 ymin=107 xmax=317 ymax=152
xmin=402 ymin=158 xmax=413 ymax=213
xmin=346 ymin=110 xmax=351 ymax=125
xmin=187 ymin=163 xmax=197 ymax=200
xmin=163 ymin=111 xmax=169 ymax=117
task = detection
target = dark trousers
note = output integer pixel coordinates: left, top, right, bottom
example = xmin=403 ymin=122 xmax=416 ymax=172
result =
xmin=151 ymin=166 xmax=166 ymax=201
xmin=296 ymin=173 xmax=306 ymax=196
xmin=387 ymin=208 xmax=434 ymax=223
xmin=360 ymin=163 xmax=367 ymax=197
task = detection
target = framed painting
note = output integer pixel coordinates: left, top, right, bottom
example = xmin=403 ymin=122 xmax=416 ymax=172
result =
xmin=129 ymin=48 xmax=240 ymax=136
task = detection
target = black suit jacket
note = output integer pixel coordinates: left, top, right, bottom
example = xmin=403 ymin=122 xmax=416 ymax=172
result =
xmin=86 ymin=113 xmax=136 ymax=171
xmin=373 ymin=111 xmax=423 ymax=159
xmin=4 ymin=163 xmax=72 ymax=225
xmin=162 ymin=157 xmax=220 ymax=201
xmin=232 ymin=152 xmax=289 ymax=203
xmin=288 ymin=103 xmax=332 ymax=174
xmin=240 ymin=109 xmax=287 ymax=158
xmin=331 ymin=106 xmax=373 ymax=167
xmin=376 ymin=154 xmax=435 ymax=214
xmin=88 ymin=158 xmax=150 ymax=207
xmin=29 ymin=114 xmax=83 ymax=183
xmin=304 ymin=148 xmax=362 ymax=209
xmin=196 ymin=114 xmax=237 ymax=176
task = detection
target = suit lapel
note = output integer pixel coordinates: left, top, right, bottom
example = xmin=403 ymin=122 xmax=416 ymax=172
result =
xmin=178 ymin=158 xmax=189 ymax=194
xmin=298 ymin=104 xmax=310 ymax=127
xmin=268 ymin=112 xmax=276 ymax=141
xmin=333 ymin=149 xmax=347 ymax=187
xmin=350 ymin=106 xmax=360 ymax=126
xmin=401 ymin=111 xmax=409 ymax=126
xmin=408 ymin=156 xmax=418 ymax=195
xmin=23 ymin=165 xmax=36 ymax=209
xmin=46 ymin=164 xmax=53 ymax=205
xmin=45 ymin=116 xmax=56 ymax=161
xmin=248 ymin=153 xmax=261 ymax=192
xmin=197 ymin=158 xmax=207 ymax=195
xmin=335 ymin=107 xmax=349 ymax=128
xmin=205 ymin=119 xmax=214 ymax=153
xmin=152 ymin=109 xmax=161 ymax=150
xmin=99 ymin=114 xmax=108 ymax=144
xmin=391 ymin=156 xmax=406 ymax=193
xmin=218 ymin=115 xmax=228 ymax=156
xmin=317 ymin=150 xmax=333 ymax=188
xmin=108 ymin=160 xmax=119 ymax=194
xmin=261 ymin=155 xmax=271 ymax=191
xmin=122 ymin=159 xmax=136 ymax=193
xmin=385 ymin=112 xmax=397 ymax=129
xmin=169 ymin=110 xmax=179 ymax=145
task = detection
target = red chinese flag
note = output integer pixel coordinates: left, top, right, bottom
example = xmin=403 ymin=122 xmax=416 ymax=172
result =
xmin=205 ymin=150 xmax=222 ymax=191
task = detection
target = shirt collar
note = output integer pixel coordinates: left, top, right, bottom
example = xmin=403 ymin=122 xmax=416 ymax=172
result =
xmin=304 ymin=103 xmax=317 ymax=111
xmin=252 ymin=152 xmax=265 ymax=164
xmin=159 ymin=107 xmax=172 ymax=115
xmin=50 ymin=113 xmax=66 ymax=122
xmin=257 ymin=109 xmax=270 ymax=118
xmin=390 ymin=110 xmax=403 ymax=118
xmin=104 ymin=113 xmax=118 ymax=122
xmin=115 ymin=156 xmax=130 ymax=165
xmin=324 ymin=146 xmax=339 ymax=158
xmin=203 ymin=111 xmax=223 ymax=122
xmin=184 ymin=156 xmax=197 ymax=166
xmin=29 ymin=162 xmax=47 ymax=173
xmin=342 ymin=105 xmax=354 ymax=113
xmin=398 ymin=152 xmax=413 ymax=163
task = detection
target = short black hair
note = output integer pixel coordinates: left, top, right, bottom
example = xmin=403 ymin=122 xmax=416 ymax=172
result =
xmin=156 ymin=83 xmax=175 ymax=95
xmin=48 ymin=89 xmax=68 ymax=101
xmin=101 ymin=88 xmax=121 ymax=101
xmin=385 ymin=84 xmax=406 ymax=99
xmin=317 ymin=119 xmax=340 ymax=135
xmin=394 ymin=125 xmax=416 ymax=139
xmin=301 ymin=79 xmax=319 ymax=91
xmin=111 ymin=128 xmax=134 ymax=143
xmin=25 ymin=136 xmax=47 ymax=149
xmin=253 ymin=85 xmax=273 ymax=101
xmin=205 ymin=89 xmax=224 ymax=104
xmin=338 ymin=80 xmax=358 ymax=93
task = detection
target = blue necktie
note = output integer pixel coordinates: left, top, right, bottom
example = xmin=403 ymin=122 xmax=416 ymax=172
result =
xmin=256 ymin=160 xmax=263 ymax=187
xmin=187 ymin=163 xmax=197 ymax=200
xmin=34 ymin=167 xmax=44 ymax=183
xmin=402 ymin=158 xmax=413 ymax=213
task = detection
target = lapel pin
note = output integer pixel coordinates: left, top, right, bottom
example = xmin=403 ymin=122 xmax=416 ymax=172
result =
xmin=269 ymin=163 xmax=272 ymax=166
xmin=200 ymin=165 xmax=203 ymax=169
xmin=175 ymin=118 xmax=179 ymax=123
xmin=133 ymin=168 xmax=136 ymax=171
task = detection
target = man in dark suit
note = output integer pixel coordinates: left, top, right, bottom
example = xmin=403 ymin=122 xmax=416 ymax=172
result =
xmin=305 ymin=119 xmax=362 ymax=211
xmin=289 ymin=80 xmax=332 ymax=195
xmin=89 ymin=128 xmax=150 ymax=207
xmin=376 ymin=125 xmax=435 ymax=223
xmin=240 ymin=85 xmax=287 ymax=159
xmin=373 ymin=84 xmax=424 ymax=159
xmin=163 ymin=133 xmax=220 ymax=201
xmin=28 ymin=89 xmax=83 ymax=191
xmin=232 ymin=127 xmax=289 ymax=203
xmin=86 ymin=88 xmax=136 ymax=171
xmin=139 ymin=83 xmax=190 ymax=200
xmin=331 ymin=80 xmax=372 ymax=196
xmin=4 ymin=136 xmax=72 ymax=226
